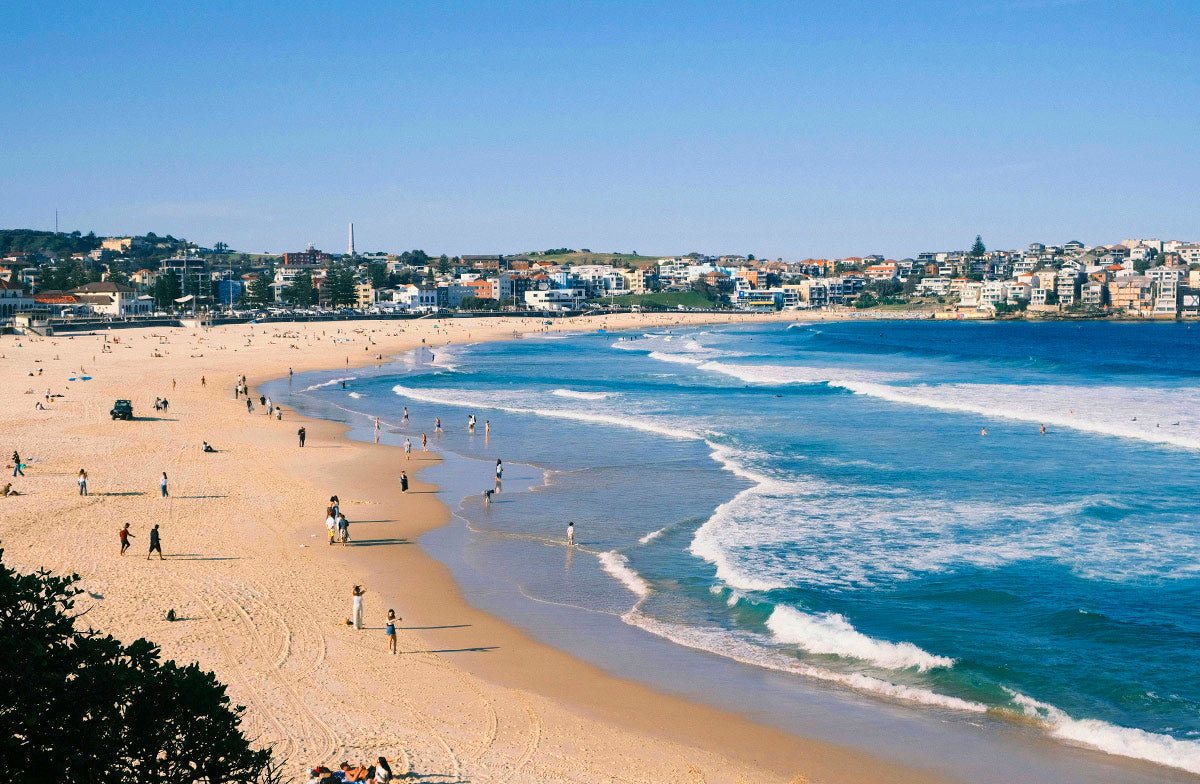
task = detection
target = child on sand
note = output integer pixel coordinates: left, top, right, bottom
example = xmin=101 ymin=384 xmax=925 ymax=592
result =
xmin=385 ymin=609 xmax=399 ymax=654
xmin=119 ymin=523 xmax=133 ymax=555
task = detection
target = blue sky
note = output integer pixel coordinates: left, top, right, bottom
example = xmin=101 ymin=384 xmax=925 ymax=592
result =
xmin=3 ymin=1 xmax=1197 ymax=258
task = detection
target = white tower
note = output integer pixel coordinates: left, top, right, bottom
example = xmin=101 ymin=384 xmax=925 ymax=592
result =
xmin=348 ymin=222 xmax=355 ymax=256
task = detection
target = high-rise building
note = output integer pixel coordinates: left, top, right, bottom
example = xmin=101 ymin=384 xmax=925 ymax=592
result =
xmin=348 ymin=222 xmax=355 ymax=256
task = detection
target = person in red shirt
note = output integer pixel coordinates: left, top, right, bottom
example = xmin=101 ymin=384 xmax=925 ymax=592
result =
xmin=119 ymin=523 xmax=133 ymax=555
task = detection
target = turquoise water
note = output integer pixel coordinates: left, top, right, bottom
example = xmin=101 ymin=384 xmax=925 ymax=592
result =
xmin=270 ymin=321 xmax=1200 ymax=776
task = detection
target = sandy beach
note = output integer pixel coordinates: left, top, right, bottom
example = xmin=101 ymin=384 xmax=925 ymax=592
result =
xmin=0 ymin=311 xmax=959 ymax=784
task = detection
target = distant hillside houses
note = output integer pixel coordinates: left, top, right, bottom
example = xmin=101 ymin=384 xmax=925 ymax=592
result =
xmin=3 ymin=230 xmax=1198 ymax=319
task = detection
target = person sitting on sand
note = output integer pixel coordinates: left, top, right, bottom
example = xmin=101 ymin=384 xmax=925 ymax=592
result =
xmin=1 ymin=482 xmax=16 ymax=497
xmin=202 ymin=441 xmax=216 ymax=453
xmin=339 ymin=762 xmax=371 ymax=782
xmin=373 ymin=758 xmax=393 ymax=782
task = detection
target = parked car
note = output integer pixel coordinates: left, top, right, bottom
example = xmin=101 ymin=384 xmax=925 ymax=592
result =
xmin=110 ymin=399 xmax=134 ymax=420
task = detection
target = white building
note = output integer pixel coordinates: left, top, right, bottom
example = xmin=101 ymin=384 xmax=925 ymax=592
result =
xmin=525 ymin=288 xmax=585 ymax=310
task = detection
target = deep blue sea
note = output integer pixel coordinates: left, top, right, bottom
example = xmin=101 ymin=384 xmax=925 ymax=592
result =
xmin=271 ymin=320 xmax=1200 ymax=777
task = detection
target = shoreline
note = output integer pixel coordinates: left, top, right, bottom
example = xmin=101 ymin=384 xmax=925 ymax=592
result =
xmin=268 ymin=323 xmax=1196 ymax=784
xmin=1 ymin=313 xmax=1190 ymax=783
xmin=0 ymin=311 xmax=959 ymax=784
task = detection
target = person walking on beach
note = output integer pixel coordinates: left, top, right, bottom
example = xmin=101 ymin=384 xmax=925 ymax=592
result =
xmin=351 ymin=585 xmax=365 ymax=629
xmin=399 ymin=471 xmax=408 ymax=493
xmin=78 ymin=469 xmax=87 ymax=496
xmin=385 ymin=608 xmax=399 ymax=654
xmin=246 ymin=398 xmax=253 ymax=413
xmin=404 ymin=438 xmax=412 ymax=459
xmin=495 ymin=459 xmax=503 ymax=490
xmin=374 ymin=416 xmax=380 ymax=444
xmin=12 ymin=451 xmax=23 ymax=477
xmin=421 ymin=433 xmax=427 ymax=451
xmin=119 ymin=523 xmax=133 ymax=555
xmin=161 ymin=398 xmax=169 ymax=414
xmin=267 ymin=398 xmax=273 ymax=417
xmin=298 ymin=426 xmax=306 ymax=447
xmin=567 ymin=521 xmax=575 ymax=545
xmin=326 ymin=507 xmax=337 ymax=545
xmin=147 ymin=524 xmax=164 ymax=560
xmin=338 ymin=512 xmax=350 ymax=545
xmin=160 ymin=472 xmax=169 ymax=498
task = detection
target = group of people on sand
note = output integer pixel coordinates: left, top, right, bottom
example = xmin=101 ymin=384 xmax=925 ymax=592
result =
xmin=346 ymin=585 xmax=402 ymax=655
xmin=306 ymin=757 xmax=394 ymax=783
xmin=118 ymin=522 xmax=164 ymax=560
xmin=326 ymin=496 xmax=351 ymax=545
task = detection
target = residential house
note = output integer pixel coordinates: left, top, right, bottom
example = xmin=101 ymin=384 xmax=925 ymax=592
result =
xmin=1108 ymin=277 xmax=1154 ymax=314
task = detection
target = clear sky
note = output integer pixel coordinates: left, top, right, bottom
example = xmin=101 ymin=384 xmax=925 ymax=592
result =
xmin=3 ymin=1 xmax=1197 ymax=258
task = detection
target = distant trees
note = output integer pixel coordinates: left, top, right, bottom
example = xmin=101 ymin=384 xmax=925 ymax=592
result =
xmin=367 ymin=263 xmax=389 ymax=289
xmin=153 ymin=272 xmax=182 ymax=310
xmin=284 ymin=269 xmax=315 ymax=306
xmin=213 ymin=241 xmax=230 ymax=254
xmin=0 ymin=229 xmax=100 ymax=257
xmin=543 ymin=248 xmax=575 ymax=255
xmin=970 ymin=235 xmax=986 ymax=257
xmin=245 ymin=274 xmax=274 ymax=306
xmin=324 ymin=265 xmax=357 ymax=308
xmin=436 ymin=255 xmax=451 ymax=275
xmin=397 ymin=250 xmax=430 ymax=267
xmin=0 ymin=547 xmax=274 ymax=783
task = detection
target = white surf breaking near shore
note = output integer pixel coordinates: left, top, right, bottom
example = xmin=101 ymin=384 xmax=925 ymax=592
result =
xmin=766 ymin=605 xmax=954 ymax=671
xmin=552 ymin=388 xmax=614 ymax=400
xmin=390 ymin=384 xmax=703 ymax=441
xmin=623 ymin=610 xmax=987 ymax=714
xmin=303 ymin=375 xmax=357 ymax=391
xmin=630 ymin=338 xmax=1200 ymax=452
xmin=638 ymin=528 xmax=667 ymax=544
xmin=1008 ymin=691 xmax=1200 ymax=775
xmin=597 ymin=551 xmax=651 ymax=599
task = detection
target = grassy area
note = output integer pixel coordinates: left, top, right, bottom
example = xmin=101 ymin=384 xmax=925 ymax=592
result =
xmin=513 ymin=251 xmax=662 ymax=268
xmin=588 ymin=290 xmax=719 ymax=309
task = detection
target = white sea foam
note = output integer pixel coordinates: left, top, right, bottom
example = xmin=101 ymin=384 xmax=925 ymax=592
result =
xmin=638 ymin=528 xmax=667 ymax=544
xmin=303 ymin=376 xmax=357 ymax=391
xmin=597 ymin=551 xmax=651 ymax=599
xmin=838 ymin=380 xmax=1200 ymax=452
xmin=696 ymin=360 xmax=911 ymax=385
xmin=624 ymin=611 xmax=987 ymax=713
xmin=390 ymin=384 xmax=703 ymax=441
xmin=766 ymin=605 xmax=954 ymax=671
xmin=552 ymin=388 xmax=613 ymax=401
xmin=1010 ymin=691 xmax=1200 ymax=775
xmin=647 ymin=351 xmax=704 ymax=365
xmin=691 ymin=440 xmax=1200 ymax=588
xmin=347 ymin=392 xmax=362 ymax=399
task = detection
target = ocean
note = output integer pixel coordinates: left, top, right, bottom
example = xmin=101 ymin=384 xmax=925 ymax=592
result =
xmin=266 ymin=320 xmax=1200 ymax=779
